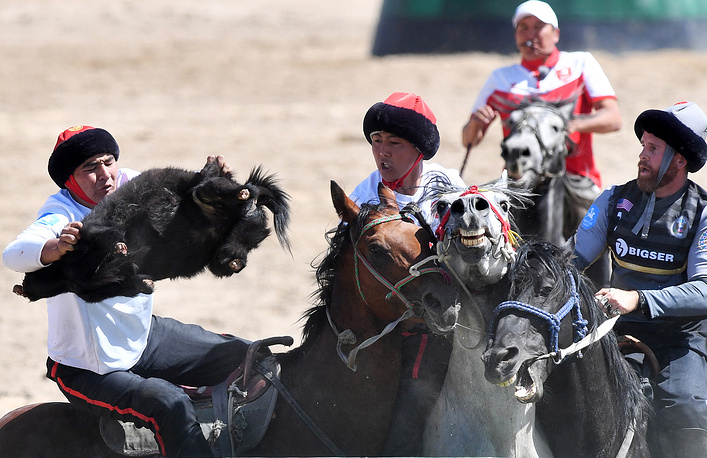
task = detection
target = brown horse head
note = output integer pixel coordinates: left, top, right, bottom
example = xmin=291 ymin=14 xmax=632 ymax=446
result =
xmin=329 ymin=180 xmax=459 ymax=338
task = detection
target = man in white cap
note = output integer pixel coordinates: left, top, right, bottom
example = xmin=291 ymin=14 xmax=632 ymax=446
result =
xmin=462 ymin=1 xmax=621 ymax=241
xmin=574 ymin=102 xmax=707 ymax=456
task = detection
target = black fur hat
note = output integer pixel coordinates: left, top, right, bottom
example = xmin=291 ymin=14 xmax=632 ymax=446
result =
xmin=48 ymin=126 xmax=120 ymax=188
xmin=363 ymin=92 xmax=440 ymax=160
xmin=634 ymin=102 xmax=707 ymax=172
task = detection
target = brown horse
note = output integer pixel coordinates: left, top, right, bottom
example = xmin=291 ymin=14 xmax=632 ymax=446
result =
xmin=0 ymin=181 xmax=459 ymax=457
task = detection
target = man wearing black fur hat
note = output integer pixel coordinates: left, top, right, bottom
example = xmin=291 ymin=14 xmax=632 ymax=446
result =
xmin=350 ymin=93 xmax=465 ymax=455
xmin=574 ymin=102 xmax=707 ymax=456
xmin=4 ymin=125 xmax=249 ymax=458
xmin=351 ymin=92 xmax=466 ymax=231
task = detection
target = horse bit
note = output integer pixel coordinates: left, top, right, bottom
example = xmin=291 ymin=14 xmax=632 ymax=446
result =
xmin=327 ymin=208 xmax=450 ymax=371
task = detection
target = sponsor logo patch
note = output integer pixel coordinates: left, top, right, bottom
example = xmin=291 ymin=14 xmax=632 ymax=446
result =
xmin=36 ymin=213 xmax=62 ymax=227
xmin=580 ymin=204 xmax=599 ymax=229
xmin=615 ymin=237 xmax=675 ymax=262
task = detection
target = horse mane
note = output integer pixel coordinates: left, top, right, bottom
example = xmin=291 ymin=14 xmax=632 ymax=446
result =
xmin=297 ymin=205 xmax=375 ymax=349
xmin=511 ymin=241 xmax=650 ymax=431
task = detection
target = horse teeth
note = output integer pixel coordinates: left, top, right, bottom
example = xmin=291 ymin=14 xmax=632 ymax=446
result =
xmin=459 ymin=229 xmax=486 ymax=247
xmin=496 ymin=374 xmax=516 ymax=387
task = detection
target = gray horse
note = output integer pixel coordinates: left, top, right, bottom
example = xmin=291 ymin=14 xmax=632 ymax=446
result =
xmin=501 ymin=98 xmax=611 ymax=288
xmin=420 ymin=179 xmax=553 ymax=457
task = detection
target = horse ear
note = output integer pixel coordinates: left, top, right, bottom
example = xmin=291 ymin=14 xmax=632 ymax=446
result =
xmin=377 ymin=183 xmax=400 ymax=211
xmin=331 ymin=180 xmax=360 ymax=224
xmin=557 ymin=99 xmax=577 ymax=122
xmin=561 ymin=233 xmax=576 ymax=255
xmin=499 ymin=169 xmax=509 ymax=189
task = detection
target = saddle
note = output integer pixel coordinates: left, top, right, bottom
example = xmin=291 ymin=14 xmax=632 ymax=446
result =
xmin=617 ymin=334 xmax=660 ymax=400
xmin=99 ymin=336 xmax=293 ymax=457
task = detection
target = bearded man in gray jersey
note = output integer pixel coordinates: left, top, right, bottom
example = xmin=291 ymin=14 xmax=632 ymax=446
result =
xmin=574 ymin=101 xmax=707 ymax=457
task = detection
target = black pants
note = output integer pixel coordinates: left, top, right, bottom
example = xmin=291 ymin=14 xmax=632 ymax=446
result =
xmin=46 ymin=315 xmax=249 ymax=457
xmin=382 ymin=326 xmax=452 ymax=456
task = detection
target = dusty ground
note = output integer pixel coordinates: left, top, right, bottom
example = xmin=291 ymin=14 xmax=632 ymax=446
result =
xmin=1 ymin=0 xmax=707 ymax=418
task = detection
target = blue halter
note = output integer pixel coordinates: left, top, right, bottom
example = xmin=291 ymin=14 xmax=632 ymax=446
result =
xmin=488 ymin=271 xmax=589 ymax=357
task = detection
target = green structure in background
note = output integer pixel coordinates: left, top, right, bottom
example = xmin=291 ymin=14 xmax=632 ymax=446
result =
xmin=372 ymin=0 xmax=707 ymax=55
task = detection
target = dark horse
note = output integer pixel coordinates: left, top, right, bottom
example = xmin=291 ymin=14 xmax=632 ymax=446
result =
xmin=482 ymin=241 xmax=651 ymax=457
xmin=0 ymin=181 xmax=459 ymax=457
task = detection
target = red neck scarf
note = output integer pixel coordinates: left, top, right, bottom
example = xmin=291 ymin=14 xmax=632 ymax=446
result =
xmin=382 ymin=154 xmax=423 ymax=192
xmin=65 ymin=175 xmax=98 ymax=207
xmin=521 ymin=47 xmax=560 ymax=81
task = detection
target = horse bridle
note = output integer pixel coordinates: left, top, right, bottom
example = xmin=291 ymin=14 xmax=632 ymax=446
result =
xmin=434 ymin=186 xmax=519 ymax=303
xmin=503 ymin=103 xmax=573 ymax=180
xmin=488 ymin=270 xmax=589 ymax=364
xmin=328 ymin=210 xmax=450 ymax=371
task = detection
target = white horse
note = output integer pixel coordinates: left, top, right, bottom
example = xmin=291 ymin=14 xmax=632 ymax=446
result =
xmin=420 ymin=179 xmax=553 ymax=457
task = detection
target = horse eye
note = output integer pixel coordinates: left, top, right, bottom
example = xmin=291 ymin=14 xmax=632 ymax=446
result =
xmin=368 ymin=243 xmax=387 ymax=256
xmin=499 ymin=201 xmax=509 ymax=212
xmin=540 ymin=286 xmax=553 ymax=297
xmin=436 ymin=201 xmax=449 ymax=215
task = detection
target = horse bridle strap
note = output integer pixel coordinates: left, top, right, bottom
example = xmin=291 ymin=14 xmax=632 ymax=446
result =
xmin=331 ymin=212 xmax=448 ymax=372
xmin=327 ymin=306 xmax=415 ymax=371
xmin=489 ymin=271 xmax=589 ymax=363
xmin=352 ymin=213 xmax=449 ymax=309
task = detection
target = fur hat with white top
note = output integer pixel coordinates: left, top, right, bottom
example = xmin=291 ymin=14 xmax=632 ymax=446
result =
xmin=634 ymin=101 xmax=707 ymax=172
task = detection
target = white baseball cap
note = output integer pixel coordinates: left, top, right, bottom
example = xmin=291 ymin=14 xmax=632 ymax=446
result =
xmin=512 ymin=1 xmax=559 ymax=29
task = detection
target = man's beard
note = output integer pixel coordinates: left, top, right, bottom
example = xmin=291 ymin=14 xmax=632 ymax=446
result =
xmin=637 ymin=162 xmax=678 ymax=193
xmin=637 ymin=169 xmax=657 ymax=192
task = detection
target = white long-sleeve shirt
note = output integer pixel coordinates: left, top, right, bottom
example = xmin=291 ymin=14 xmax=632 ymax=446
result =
xmin=349 ymin=162 xmax=466 ymax=233
xmin=3 ymin=169 xmax=153 ymax=374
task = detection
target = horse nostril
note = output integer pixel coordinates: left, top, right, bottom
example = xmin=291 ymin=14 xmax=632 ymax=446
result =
xmin=422 ymin=293 xmax=442 ymax=312
xmin=520 ymin=148 xmax=531 ymax=157
xmin=486 ymin=346 xmax=519 ymax=366
xmin=473 ymin=197 xmax=489 ymax=212
xmin=451 ymin=199 xmax=465 ymax=214
xmin=499 ymin=346 xmax=519 ymax=363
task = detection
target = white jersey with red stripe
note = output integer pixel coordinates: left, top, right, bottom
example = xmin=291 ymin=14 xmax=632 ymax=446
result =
xmin=472 ymin=50 xmax=616 ymax=188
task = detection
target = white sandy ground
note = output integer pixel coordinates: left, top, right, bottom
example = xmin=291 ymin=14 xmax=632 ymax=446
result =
xmin=1 ymin=0 xmax=707 ymax=418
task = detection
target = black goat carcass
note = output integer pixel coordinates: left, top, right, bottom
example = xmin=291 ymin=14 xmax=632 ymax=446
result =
xmin=15 ymin=161 xmax=291 ymax=302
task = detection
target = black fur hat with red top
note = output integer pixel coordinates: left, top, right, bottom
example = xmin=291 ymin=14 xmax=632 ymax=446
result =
xmin=363 ymin=92 xmax=440 ymax=160
xmin=48 ymin=125 xmax=120 ymax=188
